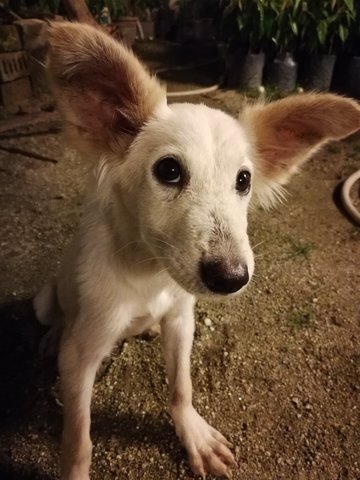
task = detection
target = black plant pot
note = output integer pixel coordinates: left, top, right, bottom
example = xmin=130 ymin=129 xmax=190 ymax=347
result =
xmin=264 ymin=52 xmax=297 ymax=93
xmin=140 ymin=20 xmax=155 ymax=40
xmin=303 ymin=54 xmax=336 ymax=91
xmin=347 ymin=56 xmax=360 ymax=99
xmin=225 ymin=52 xmax=265 ymax=90
xmin=155 ymin=9 xmax=175 ymax=40
xmin=176 ymin=18 xmax=215 ymax=43
xmin=331 ymin=54 xmax=351 ymax=94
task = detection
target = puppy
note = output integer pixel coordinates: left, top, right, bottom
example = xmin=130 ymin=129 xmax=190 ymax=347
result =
xmin=34 ymin=22 xmax=360 ymax=480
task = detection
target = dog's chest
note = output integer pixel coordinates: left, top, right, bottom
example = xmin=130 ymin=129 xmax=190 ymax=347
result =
xmin=125 ymin=273 xmax=175 ymax=320
xmin=141 ymin=288 xmax=173 ymax=320
xmin=121 ymin=284 xmax=173 ymax=337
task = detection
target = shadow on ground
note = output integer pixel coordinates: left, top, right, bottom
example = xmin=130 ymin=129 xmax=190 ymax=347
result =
xmin=94 ymin=409 xmax=178 ymax=452
xmin=0 ymin=300 xmax=185 ymax=479
xmin=0 ymin=299 xmax=57 ymax=429
xmin=0 ymin=299 xmax=59 ymax=478
xmin=0 ymin=461 xmax=53 ymax=480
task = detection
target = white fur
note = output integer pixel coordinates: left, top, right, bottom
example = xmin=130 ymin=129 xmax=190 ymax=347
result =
xmin=35 ymin=102 xmax=255 ymax=480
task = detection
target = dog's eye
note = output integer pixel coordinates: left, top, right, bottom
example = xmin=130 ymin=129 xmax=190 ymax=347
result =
xmin=153 ymin=157 xmax=182 ymax=185
xmin=236 ymin=170 xmax=251 ymax=194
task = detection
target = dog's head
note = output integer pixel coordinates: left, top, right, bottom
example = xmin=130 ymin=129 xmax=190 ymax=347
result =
xmin=48 ymin=22 xmax=360 ymax=297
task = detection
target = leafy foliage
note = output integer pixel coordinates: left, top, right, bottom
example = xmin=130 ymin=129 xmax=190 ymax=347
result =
xmin=297 ymin=0 xmax=356 ymax=54
xmin=178 ymin=0 xmax=219 ymax=20
xmin=8 ymin=0 xmax=60 ymax=14
xmin=87 ymin=0 xmax=129 ymax=19
xmin=221 ymin=0 xmax=358 ymax=56
xmin=268 ymin=0 xmax=302 ymax=53
xmin=222 ymin=0 xmax=275 ymax=53
xmin=87 ymin=0 xmax=164 ymax=19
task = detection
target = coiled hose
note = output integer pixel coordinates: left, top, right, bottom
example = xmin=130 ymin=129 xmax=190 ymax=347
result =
xmin=341 ymin=170 xmax=360 ymax=224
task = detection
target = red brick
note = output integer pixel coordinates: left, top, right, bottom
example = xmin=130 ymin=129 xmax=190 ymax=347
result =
xmin=0 ymin=51 xmax=29 ymax=83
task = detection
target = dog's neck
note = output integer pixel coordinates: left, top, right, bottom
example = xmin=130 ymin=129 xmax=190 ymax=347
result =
xmin=94 ymin=182 xmax=164 ymax=278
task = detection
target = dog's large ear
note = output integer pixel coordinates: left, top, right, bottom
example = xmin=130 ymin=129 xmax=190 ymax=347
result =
xmin=240 ymin=94 xmax=360 ymax=206
xmin=47 ymin=22 xmax=165 ymax=155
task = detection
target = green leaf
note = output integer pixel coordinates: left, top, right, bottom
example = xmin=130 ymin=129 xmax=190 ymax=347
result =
xmin=339 ymin=25 xmax=349 ymax=43
xmin=327 ymin=14 xmax=338 ymax=25
xmin=237 ymin=15 xmax=244 ymax=31
xmin=257 ymin=2 xmax=265 ymax=36
xmin=344 ymin=0 xmax=354 ymax=14
xmin=294 ymin=0 xmax=302 ymax=11
xmin=290 ymin=21 xmax=298 ymax=36
xmin=317 ymin=20 xmax=327 ymax=45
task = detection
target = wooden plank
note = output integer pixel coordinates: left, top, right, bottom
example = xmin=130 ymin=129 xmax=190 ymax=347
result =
xmin=0 ymin=111 xmax=60 ymax=134
xmin=61 ymin=0 xmax=98 ymax=26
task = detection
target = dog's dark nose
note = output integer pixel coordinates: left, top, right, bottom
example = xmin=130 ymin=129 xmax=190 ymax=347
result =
xmin=200 ymin=260 xmax=249 ymax=294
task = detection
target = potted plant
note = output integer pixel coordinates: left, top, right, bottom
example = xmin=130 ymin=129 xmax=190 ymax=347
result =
xmin=222 ymin=0 xmax=273 ymax=90
xmin=264 ymin=0 xmax=301 ymax=94
xmin=131 ymin=0 xmax=164 ymax=40
xmin=111 ymin=1 xmax=140 ymax=46
xmin=176 ymin=0 xmax=217 ymax=43
xmin=299 ymin=0 xmax=355 ymax=91
xmin=87 ymin=0 xmax=138 ymax=46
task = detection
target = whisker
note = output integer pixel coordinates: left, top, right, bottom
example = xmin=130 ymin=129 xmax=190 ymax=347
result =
xmin=113 ymin=240 xmax=147 ymax=256
xmin=117 ymin=225 xmax=179 ymax=253
xmin=252 ymin=241 xmax=265 ymax=250
xmin=135 ymin=256 xmax=171 ymax=266
xmin=152 ymin=268 xmax=169 ymax=281
xmin=152 ymin=237 xmax=178 ymax=251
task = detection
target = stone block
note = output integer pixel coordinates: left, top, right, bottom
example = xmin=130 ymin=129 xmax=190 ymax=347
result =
xmin=14 ymin=19 xmax=49 ymax=93
xmin=0 ymin=77 xmax=32 ymax=112
xmin=0 ymin=25 xmax=22 ymax=53
xmin=14 ymin=19 xmax=48 ymax=52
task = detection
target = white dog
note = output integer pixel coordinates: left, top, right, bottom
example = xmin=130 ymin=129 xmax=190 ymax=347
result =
xmin=34 ymin=22 xmax=360 ymax=480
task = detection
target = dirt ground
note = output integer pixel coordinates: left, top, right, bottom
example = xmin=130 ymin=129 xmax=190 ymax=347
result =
xmin=0 ymin=78 xmax=360 ymax=480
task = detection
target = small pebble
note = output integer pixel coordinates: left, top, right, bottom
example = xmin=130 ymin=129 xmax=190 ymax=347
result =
xmin=204 ymin=317 xmax=212 ymax=327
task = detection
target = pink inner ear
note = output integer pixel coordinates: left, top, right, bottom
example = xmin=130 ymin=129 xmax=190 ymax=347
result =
xmin=258 ymin=127 xmax=300 ymax=170
xmin=278 ymin=127 xmax=297 ymax=143
xmin=277 ymin=123 xmax=321 ymax=147
xmin=246 ymin=93 xmax=360 ymax=184
xmin=68 ymin=87 xmax=112 ymax=141
xmin=69 ymin=80 xmax=138 ymax=142
xmin=257 ymin=124 xmax=322 ymax=176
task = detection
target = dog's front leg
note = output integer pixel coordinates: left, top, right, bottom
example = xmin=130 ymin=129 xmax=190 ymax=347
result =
xmin=161 ymin=298 xmax=236 ymax=479
xmin=58 ymin=322 xmax=116 ymax=480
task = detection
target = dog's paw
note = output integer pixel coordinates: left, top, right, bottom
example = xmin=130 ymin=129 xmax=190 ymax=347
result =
xmin=138 ymin=322 xmax=161 ymax=340
xmin=171 ymin=406 xmax=236 ymax=478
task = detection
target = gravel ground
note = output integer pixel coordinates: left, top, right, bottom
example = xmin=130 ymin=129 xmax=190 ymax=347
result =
xmin=0 ymin=84 xmax=359 ymax=480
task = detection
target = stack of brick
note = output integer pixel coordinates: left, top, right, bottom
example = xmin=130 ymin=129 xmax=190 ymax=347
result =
xmin=14 ymin=19 xmax=49 ymax=95
xmin=0 ymin=24 xmax=31 ymax=112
